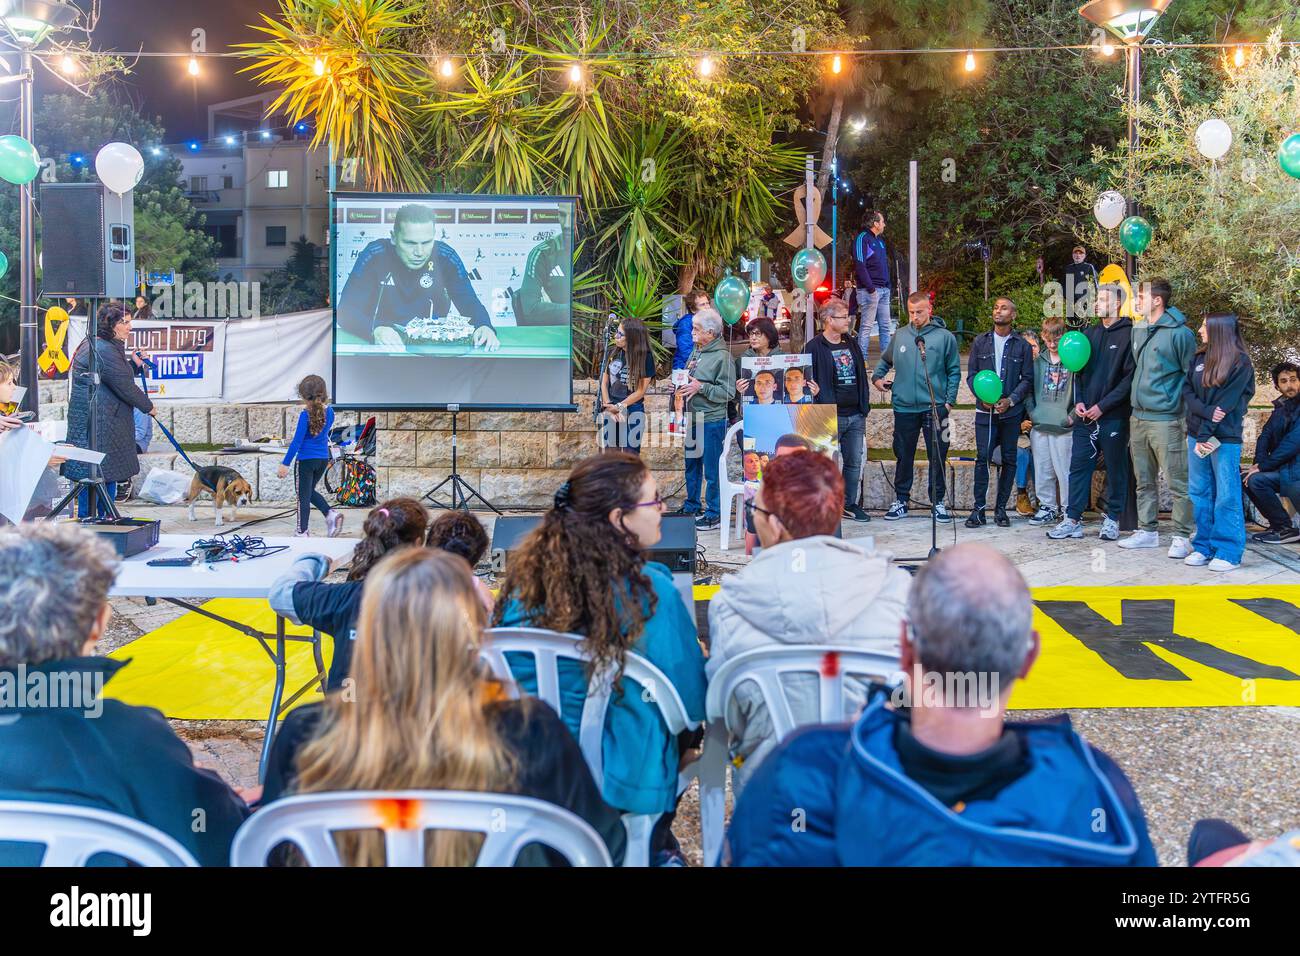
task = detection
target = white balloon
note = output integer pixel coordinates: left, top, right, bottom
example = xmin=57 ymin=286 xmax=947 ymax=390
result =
xmin=1194 ymin=119 xmax=1232 ymax=160
xmin=1093 ymin=190 xmax=1126 ymax=230
xmin=95 ymin=142 xmax=145 ymax=194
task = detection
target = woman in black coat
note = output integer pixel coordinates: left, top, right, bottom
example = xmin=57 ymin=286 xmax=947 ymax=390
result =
xmin=63 ymin=303 xmax=155 ymax=516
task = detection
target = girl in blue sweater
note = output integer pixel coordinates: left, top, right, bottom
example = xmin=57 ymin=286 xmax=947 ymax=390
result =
xmin=278 ymin=374 xmax=341 ymax=537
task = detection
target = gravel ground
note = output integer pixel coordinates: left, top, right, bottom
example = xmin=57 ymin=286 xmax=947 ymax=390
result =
xmin=97 ymin=503 xmax=1300 ymax=866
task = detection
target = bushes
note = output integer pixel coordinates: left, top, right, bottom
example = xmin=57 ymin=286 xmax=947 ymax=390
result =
xmin=924 ymin=257 xmax=1044 ymax=340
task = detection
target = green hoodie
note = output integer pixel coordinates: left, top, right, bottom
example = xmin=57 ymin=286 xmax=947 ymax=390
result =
xmin=1130 ymin=305 xmax=1197 ymax=421
xmin=1027 ymin=353 xmax=1075 ymax=433
xmin=873 ymin=320 xmax=961 ymax=414
xmin=687 ymin=335 xmax=737 ymax=423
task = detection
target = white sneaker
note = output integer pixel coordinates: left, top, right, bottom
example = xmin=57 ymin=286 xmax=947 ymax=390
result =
xmin=1208 ymin=558 xmax=1240 ymax=572
xmin=294 ymin=530 xmax=310 ymax=538
xmin=1183 ymin=551 xmax=1210 ymax=567
xmin=1099 ymin=517 xmax=1119 ymax=541
xmin=1167 ymin=535 xmax=1193 ymax=559
xmin=1117 ymin=530 xmax=1159 ymax=549
xmin=326 ymin=510 xmax=344 ymax=538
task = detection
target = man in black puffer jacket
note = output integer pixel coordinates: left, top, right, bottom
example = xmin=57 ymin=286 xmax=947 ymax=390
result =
xmin=1245 ymin=362 xmax=1300 ymax=543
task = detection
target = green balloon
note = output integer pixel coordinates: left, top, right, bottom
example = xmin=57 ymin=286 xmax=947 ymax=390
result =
xmin=1279 ymin=133 xmax=1300 ymax=181
xmin=0 ymin=134 xmax=39 ymax=185
xmin=1119 ymin=215 xmax=1153 ymax=256
xmin=1058 ymin=330 xmax=1091 ymax=372
xmin=791 ymin=247 xmax=827 ymax=293
xmin=0 ymin=251 xmax=7 ymax=281
xmin=972 ymin=369 xmax=1003 ymax=406
xmin=714 ymin=270 xmax=748 ymax=326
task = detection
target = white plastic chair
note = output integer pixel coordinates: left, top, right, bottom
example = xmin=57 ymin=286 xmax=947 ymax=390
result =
xmin=480 ymin=627 xmax=702 ymax=867
xmin=718 ymin=420 xmax=746 ymax=550
xmin=0 ymin=801 xmax=200 ymax=867
xmin=695 ymin=645 xmax=902 ymax=866
xmin=230 ymin=791 xmax=612 ymax=867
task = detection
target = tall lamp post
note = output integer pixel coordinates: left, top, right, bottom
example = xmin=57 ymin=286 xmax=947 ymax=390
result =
xmin=1080 ymin=0 xmax=1173 ymax=281
xmin=0 ymin=0 xmax=77 ymax=417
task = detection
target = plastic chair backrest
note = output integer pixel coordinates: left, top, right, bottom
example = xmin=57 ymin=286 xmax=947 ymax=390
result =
xmin=480 ymin=627 xmax=698 ymax=786
xmin=705 ymin=645 xmax=902 ymax=741
xmin=0 ymin=801 xmax=199 ymax=867
xmin=230 ymin=790 xmax=612 ymax=867
xmin=718 ymin=420 xmax=746 ymax=550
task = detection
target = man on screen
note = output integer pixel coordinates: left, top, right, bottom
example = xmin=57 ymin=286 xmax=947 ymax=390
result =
xmin=337 ymin=203 xmax=500 ymax=352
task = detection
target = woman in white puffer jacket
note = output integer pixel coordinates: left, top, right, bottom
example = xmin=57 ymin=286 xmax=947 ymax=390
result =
xmin=707 ymin=449 xmax=911 ymax=792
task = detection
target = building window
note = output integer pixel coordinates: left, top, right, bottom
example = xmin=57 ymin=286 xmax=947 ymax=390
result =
xmin=205 ymin=224 xmax=237 ymax=258
xmin=189 ymin=175 xmax=208 ymax=193
xmin=267 ymin=169 xmax=288 ymax=188
xmin=266 ymin=226 xmax=287 ymax=247
xmin=222 ymin=175 xmax=234 ymax=190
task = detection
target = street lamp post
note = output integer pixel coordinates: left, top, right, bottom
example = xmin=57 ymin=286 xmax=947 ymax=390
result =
xmin=1080 ymin=0 xmax=1173 ymax=281
xmin=0 ymin=0 xmax=77 ymax=418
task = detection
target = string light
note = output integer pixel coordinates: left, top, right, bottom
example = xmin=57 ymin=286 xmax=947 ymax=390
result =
xmin=964 ymin=51 xmax=976 ymax=72
xmin=187 ymin=56 xmax=199 ymax=76
xmin=60 ymin=54 xmax=77 ymax=74
xmin=439 ymin=57 xmax=454 ymax=78
xmin=698 ymin=55 xmax=714 ymax=77
xmin=1233 ymin=46 xmax=1245 ymax=67
xmin=313 ymin=56 xmax=326 ymax=76
xmin=568 ymin=62 xmax=583 ymax=84
xmin=831 ymin=54 xmax=842 ymax=74
xmin=1101 ymin=41 xmax=1115 ymax=56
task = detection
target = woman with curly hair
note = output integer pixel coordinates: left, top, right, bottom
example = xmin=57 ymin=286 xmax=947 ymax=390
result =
xmin=261 ymin=548 xmax=626 ymax=866
xmin=269 ymin=497 xmax=428 ymax=689
xmin=493 ymin=451 xmax=706 ymax=859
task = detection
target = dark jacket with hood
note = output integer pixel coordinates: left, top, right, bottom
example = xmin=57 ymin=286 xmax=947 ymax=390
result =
xmin=1076 ymin=317 xmax=1136 ymax=419
xmin=1254 ymin=394 xmax=1300 ymax=478
xmin=0 ymin=657 xmax=248 ymax=866
xmin=726 ymin=694 xmax=1157 ymax=867
xmin=873 ymin=320 xmax=961 ymax=414
xmin=1182 ymin=350 xmax=1256 ymax=444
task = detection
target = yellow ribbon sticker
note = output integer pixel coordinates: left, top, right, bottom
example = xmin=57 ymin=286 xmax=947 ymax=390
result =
xmin=38 ymin=306 xmax=70 ymax=374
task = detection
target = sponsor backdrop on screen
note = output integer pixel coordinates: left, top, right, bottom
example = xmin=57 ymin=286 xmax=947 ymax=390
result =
xmin=333 ymin=193 xmax=576 ymax=409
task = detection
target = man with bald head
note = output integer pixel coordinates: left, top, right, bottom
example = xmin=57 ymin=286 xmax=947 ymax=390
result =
xmin=725 ymin=543 xmax=1156 ymax=866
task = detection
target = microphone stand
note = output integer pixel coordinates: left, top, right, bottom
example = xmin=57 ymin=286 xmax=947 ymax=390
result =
xmin=897 ymin=333 xmax=947 ymax=561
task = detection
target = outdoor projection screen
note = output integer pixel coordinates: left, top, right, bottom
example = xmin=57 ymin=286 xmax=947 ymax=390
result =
xmin=332 ymin=193 xmax=576 ymax=409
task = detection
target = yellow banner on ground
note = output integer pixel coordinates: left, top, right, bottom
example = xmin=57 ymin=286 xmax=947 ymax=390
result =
xmin=106 ymin=585 xmax=1300 ymax=720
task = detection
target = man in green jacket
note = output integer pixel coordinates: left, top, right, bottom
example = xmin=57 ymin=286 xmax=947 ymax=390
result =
xmin=676 ymin=307 xmax=736 ymax=531
xmin=872 ymin=291 xmax=962 ymax=523
xmin=1120 ymin=277 xmax=1197 ymax=557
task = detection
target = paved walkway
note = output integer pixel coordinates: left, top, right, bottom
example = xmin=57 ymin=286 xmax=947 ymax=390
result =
xmin=102 ymin=501 xmax=1300 ymax=866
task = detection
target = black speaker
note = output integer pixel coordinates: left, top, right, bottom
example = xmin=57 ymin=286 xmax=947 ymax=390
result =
xmin=492 ymin=514 xmax=697 ymax=575
xmin=40 ymin=183 xmax=106 ymax=298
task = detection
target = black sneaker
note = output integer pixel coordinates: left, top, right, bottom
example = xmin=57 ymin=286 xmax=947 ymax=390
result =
xmin=932 ymin=502 xmax=953 ymax=524
xmin=994 ymin=508 xmax=1011 ymax=528
xmin=884 ymin=500 xmax=908 ymax=520
xmin=667 ymin=507 xmax=699 ymax=517
xmin=964 ymin=510 xmax=986 ymax=528
xmin=694 ymin=515 xmax=720 ymax=531
xmin=845 ymin=505 xmax=871 ymax=522
xmin=1253 ymin=527 xmax=1300 ymax=544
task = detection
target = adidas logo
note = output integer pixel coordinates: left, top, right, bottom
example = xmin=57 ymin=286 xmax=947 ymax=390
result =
xmin=549 ymin=265 xmax=565 ymax=277
xmin=467 ymin=268 xmax=483 ymax=281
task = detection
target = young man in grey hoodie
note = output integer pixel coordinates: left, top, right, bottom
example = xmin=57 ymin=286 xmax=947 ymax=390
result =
xmin=1121 ymin=278 xmax=1197 ymax=557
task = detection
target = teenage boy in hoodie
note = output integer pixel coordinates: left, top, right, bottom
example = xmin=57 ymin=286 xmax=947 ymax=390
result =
xmin=1121 ymin=278 xmax=1198 ymax=557
xmin=810 ymin=296 xmax=872 ymax=521
xmin=965 ymin=297 xmax=1035 ymax=527
xmin=724 ymin=543 xmax=1156 ymax=867
xmin=1048 ymin=283 xmax=1135 ymax=542
xmin=1024 ymin=317 xmax=1076 ymax=526
xmin=872 ymin=290 xmax=961 ymax=524
xmin=676 ymin=307 xmax=735 ymax=531
xmin=1245 ymin=362 xmax=1300 ymax=543
xmin=708 ymin=451 xmax=911 ymax=793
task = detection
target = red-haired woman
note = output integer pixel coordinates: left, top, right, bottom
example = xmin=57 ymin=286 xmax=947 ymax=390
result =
xmin=706 ymin=450 xmax=912 ymax=792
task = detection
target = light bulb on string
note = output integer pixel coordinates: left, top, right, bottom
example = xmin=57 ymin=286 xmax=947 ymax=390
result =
xmin=187 ymin=56 xmax=199 ymax=76
xmin=964 ymin=51 xmax=976 ymax=73
xmin=568 ymin=62 xmax=583 ymax=84
xmin=60 ymin=54 xmax=77 ymax=74
xmin=1101 ymin=41 xmax=1115 ymax=57
xmin=1233 ymin=46 xmax=1245 ymax=68
xmin=831 ymin=54 xmax=842 ymax=75
xmin=439 ymin=57 xmax=455 ymax=79
xmin=698 ymin=56 xmax=714 ymax=78
xmin=314 ymin=56 xmax=326 ymax=76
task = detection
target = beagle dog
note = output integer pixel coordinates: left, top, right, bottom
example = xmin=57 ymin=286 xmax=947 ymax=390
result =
xmin=186 ymin=465 xmax=253 ymax=526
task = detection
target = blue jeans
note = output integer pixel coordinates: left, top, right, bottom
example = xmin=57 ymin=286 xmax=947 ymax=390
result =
xmin=1187 ymin=438 xmax=1245 ymax=564
xmin=856 ymin=287 xmax=892 ymax=357
xmin=839 ymin=411 xmax=866 ymax=508
xmin=1016 ymin=445 xmax=1033 ymax=490
xmin=77 ymin=482 xmax=117 ymax=518
xmin=683 ymin=418 xmax=726 ymax=520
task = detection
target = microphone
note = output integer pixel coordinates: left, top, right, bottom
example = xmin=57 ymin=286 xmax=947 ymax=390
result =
xmin=916 ymin=336 xmax=926 ymax=358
